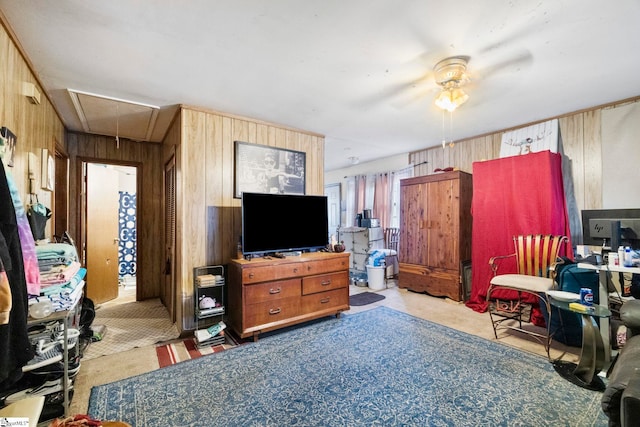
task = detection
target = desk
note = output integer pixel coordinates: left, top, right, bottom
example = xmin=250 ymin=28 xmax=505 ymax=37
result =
xmin=577 ymin=263 xmax=640 ymax=364
xmin=550 ymin=299 xmax=611 ymax=391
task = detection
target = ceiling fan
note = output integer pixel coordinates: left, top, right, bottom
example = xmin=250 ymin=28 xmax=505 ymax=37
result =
xmin=432 ymin=56 xmax=471 ymax=112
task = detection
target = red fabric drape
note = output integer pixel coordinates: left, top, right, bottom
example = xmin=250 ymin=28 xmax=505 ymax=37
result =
xmin=465 ymin=151 xmax=573 ymax=322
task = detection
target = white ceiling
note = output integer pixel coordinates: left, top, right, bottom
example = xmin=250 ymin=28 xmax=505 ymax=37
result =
xmin=1 ymin=1 xmax=640 ymax=171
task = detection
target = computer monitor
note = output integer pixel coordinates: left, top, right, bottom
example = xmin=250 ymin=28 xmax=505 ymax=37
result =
xmin=581 ymin=209 xmax=640 ymax=250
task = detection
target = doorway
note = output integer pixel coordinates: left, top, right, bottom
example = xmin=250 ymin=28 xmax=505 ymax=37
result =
xmin=82 ymin=161 xmax=138 ymax=304
xmin=324 ymin=183 xmax=341 ymax=242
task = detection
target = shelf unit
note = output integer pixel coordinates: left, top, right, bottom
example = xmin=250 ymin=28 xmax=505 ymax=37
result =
xmin=26 ymin=282 xmax=84 ymax=419
xmin=194 ymin=265 xmax=226 ymax=347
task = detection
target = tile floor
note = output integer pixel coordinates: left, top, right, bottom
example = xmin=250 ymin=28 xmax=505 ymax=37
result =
xmin=69 ymin=280 xmax=581 ymax=416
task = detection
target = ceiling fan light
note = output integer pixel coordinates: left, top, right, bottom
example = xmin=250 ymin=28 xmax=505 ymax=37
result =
xmin=434 ymin=87 xmax=469 ymax=112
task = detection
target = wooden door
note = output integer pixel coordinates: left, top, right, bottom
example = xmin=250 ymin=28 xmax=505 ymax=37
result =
xmin=86 ymin=163 xmax=120 ymax=303
xmin=426 ymin=178 xmax=459 ymax=270
xmin=399 ymin=180 xmax=428 ymax=265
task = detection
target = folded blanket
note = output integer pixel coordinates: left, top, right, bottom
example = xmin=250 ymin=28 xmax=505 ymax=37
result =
xmin=40 ymin=261 xmax=81 ymax=285
xmin=35 ymin=242 xmax=79 ymax=261
xmin=39 ymin=268 xmax=87 ymax=296
xmin=29 ymin=279 xmax=85 ymax=312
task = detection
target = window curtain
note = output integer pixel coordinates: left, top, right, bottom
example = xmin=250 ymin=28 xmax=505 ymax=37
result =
xmin=355 ymin=175 xmax=366 ymax=215
xmin=390 ymin=166 xmax=414 ymax=228
xmin=373 ymin=173 xmax=391 ymax=230
xmin=343 ymin=166 xmax=413 ymax=230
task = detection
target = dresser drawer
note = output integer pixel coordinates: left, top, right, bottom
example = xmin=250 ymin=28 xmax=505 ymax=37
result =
xmin=241 ymin=263 xmax=306 ymax=284
xmin=301 ymin=288 xmax=348 ymax=313
xmin=302 ymin=257 xmax=350 ymax=276
xmin=245 ymin=278 xmax=300 ymax=304
xmin=245 ymin=296 xmax=301 ymax=328
xmin=302 ymin=271 xmax=348 ymax=295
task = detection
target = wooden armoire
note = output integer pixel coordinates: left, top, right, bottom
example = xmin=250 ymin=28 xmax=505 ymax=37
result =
xmin=398 ymin=171 xmax=472 ymax=301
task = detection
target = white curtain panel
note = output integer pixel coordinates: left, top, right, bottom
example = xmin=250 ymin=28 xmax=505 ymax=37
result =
xmin=601 ymin=102 xmax=640 ymax=208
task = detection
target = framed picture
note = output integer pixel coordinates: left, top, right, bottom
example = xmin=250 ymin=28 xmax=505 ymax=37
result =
xmin=41 ymin=148 xmax=54 ymax=191
xmin=234 ymin=141 xmax=306 ymax=198
xmin=0 ymin=127 xmax=16 ymax=167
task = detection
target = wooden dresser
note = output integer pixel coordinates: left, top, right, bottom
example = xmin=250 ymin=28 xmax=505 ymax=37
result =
xmin=228 ymin=252 xmax=350 ymax=340
xmin=398 ymin=171 xmax=472 ymax=301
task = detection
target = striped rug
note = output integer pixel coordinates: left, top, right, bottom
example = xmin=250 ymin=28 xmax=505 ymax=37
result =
xmin=155 ymin=333 xmax=241 ymax=368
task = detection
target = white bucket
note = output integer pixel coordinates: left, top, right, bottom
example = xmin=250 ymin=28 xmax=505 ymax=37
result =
xmin=366 ymin=265 xmax=386 ymax=290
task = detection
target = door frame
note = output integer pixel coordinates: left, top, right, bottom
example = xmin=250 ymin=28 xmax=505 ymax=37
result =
xmin=76 ymin=157 xmax=142 ymax=300
xmin=163 ymin=155 xmax=176 ymax=323
xmin=53 ymin=141 xmax=69 ymax=239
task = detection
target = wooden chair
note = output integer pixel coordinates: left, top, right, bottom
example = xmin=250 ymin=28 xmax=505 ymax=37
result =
xmin=384 ymin=227 xmax=399 ymax=252
xmin=383 ymin=227 xmax=400 ymax=279
xmin=486 ymin=234 xmax=568 ymax=355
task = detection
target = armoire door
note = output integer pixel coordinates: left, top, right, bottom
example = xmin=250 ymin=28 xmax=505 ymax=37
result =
xmin=426 ymin=178 xmax=459 ymax=271
xmin=399 ymin=180 xmax=428 ymax=266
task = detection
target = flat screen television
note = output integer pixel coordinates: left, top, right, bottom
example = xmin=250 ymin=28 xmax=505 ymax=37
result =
xmin=241 ymin=192 xmax=329 ymax=257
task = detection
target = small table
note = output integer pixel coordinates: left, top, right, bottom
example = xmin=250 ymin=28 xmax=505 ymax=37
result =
xmin=576 ymin=262 xmax=640 ymax=365
xmin=549 ymin=298 xmax=611 ymax=391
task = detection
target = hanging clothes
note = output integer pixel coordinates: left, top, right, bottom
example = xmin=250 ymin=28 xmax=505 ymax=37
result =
xmin=465 ymin=151 xmax=573 ymax=325
xmin=6 ymin=172 xmax=41 ymax=296
xmin=0 ymin=159 xmax=34 ymax=391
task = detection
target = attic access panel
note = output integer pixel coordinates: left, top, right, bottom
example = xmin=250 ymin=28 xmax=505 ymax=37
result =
xmin=68 ymin=89 xmax=159 ymax=142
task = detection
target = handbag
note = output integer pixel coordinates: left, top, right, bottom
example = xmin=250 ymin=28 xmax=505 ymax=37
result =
xmin=27 ymin=198 xmax=52 ymax=240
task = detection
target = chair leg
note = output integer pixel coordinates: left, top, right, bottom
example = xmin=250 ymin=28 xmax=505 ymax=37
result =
xmin=487 ymin=285 xmax=499 ymax=339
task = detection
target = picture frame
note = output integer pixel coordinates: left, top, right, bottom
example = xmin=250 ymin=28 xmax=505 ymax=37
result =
xmin=41 ymin=148 xmax=54 ymax=191
xmin=234 ymin=141 xmax=306 ymax=198
xmin=0 ymin=127 xmax=17 ymax=167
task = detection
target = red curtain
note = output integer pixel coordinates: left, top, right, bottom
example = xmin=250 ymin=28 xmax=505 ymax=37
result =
xmin=465 ymin=151 xmax=573 ymax=323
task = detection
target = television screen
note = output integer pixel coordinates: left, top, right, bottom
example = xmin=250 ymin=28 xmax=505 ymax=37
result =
xmin=241 ymin=192 xmax=329 ymax=256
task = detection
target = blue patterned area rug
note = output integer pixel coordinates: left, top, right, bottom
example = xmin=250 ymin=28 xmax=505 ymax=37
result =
xmin=88 ymin=307 xmax=608 ymax=426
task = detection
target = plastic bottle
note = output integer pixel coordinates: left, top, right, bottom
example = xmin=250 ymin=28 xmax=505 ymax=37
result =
xmin=618 ymin=246 xmax=625 ymax=267
xmin=624 ymin=246 xmax=633 ymax=267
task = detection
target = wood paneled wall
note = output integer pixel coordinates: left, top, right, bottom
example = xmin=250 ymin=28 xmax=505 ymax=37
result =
xmin=408 ymin=102 xmax=640 ymax=213
xmin=0 ymin=19 xmax=64 ymax=235
xmin=173 ymin=106 xmax=325 ymax=332
xmin=65 ymin=132 xmax=164 ymax=301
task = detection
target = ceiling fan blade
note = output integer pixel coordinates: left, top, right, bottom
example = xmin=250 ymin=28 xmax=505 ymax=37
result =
xmin=472 ymin=49 xmax=533 ymax=82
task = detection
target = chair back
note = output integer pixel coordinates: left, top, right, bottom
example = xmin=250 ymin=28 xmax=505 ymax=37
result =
xmin=384 ymin=227 xmax=399 ymax=252
xmin=513 ymin=234 xmax=568 ymax=278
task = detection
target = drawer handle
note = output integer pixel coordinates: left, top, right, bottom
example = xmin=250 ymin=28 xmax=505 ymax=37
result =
xmin=293 ymin=268 xmax=298 ymax=273
xmin=269 ymin=287 xmax=281 ymax=294
xmin=248 ymin=272 xmax=255 ymax=279
xmin=321 ymin=280 xmax=331 ymax=286
xmin=320 ymin=298 xmax=330 ymax=304
xmin=269 ymin=307 xmax=281 ymax=315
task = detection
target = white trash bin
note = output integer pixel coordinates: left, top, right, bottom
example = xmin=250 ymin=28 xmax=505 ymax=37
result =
xmin=366 ymin=265 xmax=386 ymax=290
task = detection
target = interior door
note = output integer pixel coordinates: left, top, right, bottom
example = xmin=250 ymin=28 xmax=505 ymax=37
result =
xmin=86 ymin=163 xmax=120 ymax=303
xmin=324 ymin=183 xmax=341 ymax=242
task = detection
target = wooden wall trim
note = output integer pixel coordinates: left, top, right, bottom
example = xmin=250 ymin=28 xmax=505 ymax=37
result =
xmin=179 ymin=103 xmax=325 ymax=138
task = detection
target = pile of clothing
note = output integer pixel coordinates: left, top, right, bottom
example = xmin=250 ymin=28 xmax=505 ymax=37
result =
xmin=29 ymin=243 xmax=86 ymax=312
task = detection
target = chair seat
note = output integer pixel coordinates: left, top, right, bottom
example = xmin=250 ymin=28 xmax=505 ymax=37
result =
xmin=490 ymin=274 xmax=554 ymax=293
